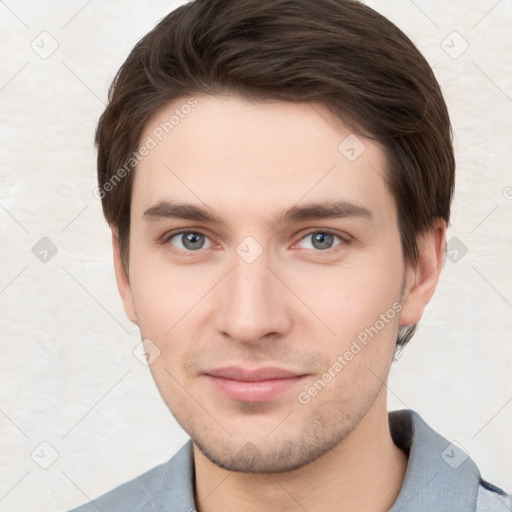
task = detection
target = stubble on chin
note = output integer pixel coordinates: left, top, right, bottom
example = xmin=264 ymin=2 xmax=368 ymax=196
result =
xmin=190 ymin=402 xmax=360 ymax=474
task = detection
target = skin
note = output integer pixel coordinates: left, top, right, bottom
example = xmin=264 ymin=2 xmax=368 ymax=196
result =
xmin=113 ymin=94 xmax=445 ymax=512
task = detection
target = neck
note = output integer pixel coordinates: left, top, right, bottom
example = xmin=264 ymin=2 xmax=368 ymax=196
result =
xmin=193 ymin=394 xmax=408 ymax=512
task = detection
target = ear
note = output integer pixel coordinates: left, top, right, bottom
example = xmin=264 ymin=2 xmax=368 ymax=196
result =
xmin=112 ymin=229 xmax=138 ymax=325
xmin=399 ymin=218 xmax=446 ymax=326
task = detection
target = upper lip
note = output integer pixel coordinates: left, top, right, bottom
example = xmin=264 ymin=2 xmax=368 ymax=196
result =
xmin=205 ymin=366 xmax=306 ymax=382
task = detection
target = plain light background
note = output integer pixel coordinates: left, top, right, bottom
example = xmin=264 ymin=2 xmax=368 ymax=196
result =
xmin=1 ymin=1 xmax=511 ymax=511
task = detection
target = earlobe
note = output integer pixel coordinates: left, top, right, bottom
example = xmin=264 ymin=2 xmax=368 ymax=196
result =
xmin=399 ymin=219 xmax=446 ymax=326
xmin=111 ymin=229 xmax=138 ymax=325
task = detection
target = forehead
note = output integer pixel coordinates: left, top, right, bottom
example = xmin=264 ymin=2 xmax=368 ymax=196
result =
xmin=132 ymin=94 xmax=394 ymax=227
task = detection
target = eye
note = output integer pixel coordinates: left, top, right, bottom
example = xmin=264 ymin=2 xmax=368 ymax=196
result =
xmin=165 ymin=231 xmax=213 ymax=252
xmin=162 ymin=228 xmax=349 ymax=256
xmin=296 ymin=230 xmax=346 ymax=252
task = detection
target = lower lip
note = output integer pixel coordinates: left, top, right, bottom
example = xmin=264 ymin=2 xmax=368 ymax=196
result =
xmin=205 ymin=375 xmax=306 ymax=402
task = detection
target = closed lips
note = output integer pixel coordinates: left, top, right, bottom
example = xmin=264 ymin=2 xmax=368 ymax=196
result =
xmin=204 ymin=366 xmax=308 ymax=402
xmin=205 ymin=366 xmax=306 ymax=381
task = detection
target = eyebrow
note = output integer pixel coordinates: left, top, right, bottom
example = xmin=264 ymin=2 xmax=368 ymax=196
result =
xmin=142 ymin=199 xmax=374 ymax=226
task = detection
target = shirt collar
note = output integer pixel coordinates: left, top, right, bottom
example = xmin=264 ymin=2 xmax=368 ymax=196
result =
xmin=154 ymin=409 xmax=481 ymax=511
xmin=388 ymin=409 xmax=481 ymax=511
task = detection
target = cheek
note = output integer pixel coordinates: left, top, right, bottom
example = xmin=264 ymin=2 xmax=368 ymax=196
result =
xmin=281 ymin=256 xmax=403 ymax=341
xmin=129 ymin=255 xmax=209 ymax=336
xmin=128 ymin=261 xmax=214 ymax=386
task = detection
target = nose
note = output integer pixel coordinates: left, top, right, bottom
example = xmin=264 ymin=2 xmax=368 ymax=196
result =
xmin=214 ymin=244 xmax=291 ymax=345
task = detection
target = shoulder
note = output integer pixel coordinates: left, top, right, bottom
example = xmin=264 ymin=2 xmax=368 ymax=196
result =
xmin=65 ymin=441 xmax=195 ymax=512
xmin=476 ymin=478 xmax=512 ymax=512
xmin=67 ymin=461 xmax=169 ymax=512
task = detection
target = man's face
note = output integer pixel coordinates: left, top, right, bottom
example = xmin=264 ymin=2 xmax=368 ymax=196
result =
xmin=118 ymin=94 xmax=418 ymax=472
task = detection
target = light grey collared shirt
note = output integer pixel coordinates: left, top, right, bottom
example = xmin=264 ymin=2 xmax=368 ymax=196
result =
xmin=68 ymin=409 xmax=511 ymax=511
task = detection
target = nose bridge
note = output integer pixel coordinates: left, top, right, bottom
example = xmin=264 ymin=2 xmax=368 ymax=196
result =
xmin=230 ymin=242 xmax=274 ymax=315
xmin=232 ymin=244 xmax=270 ymax=300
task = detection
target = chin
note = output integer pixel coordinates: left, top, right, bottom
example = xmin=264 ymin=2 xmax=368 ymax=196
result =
xmin=190 ymin=409 xmax=355 ymax=474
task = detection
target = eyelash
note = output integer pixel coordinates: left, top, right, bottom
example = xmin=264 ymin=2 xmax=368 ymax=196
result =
xmin=161 ymin=228 xmax=350 ymax=257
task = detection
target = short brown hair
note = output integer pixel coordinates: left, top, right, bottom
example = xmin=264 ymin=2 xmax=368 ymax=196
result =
xmin=95 ymin=0 xmax=455 ymax=349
